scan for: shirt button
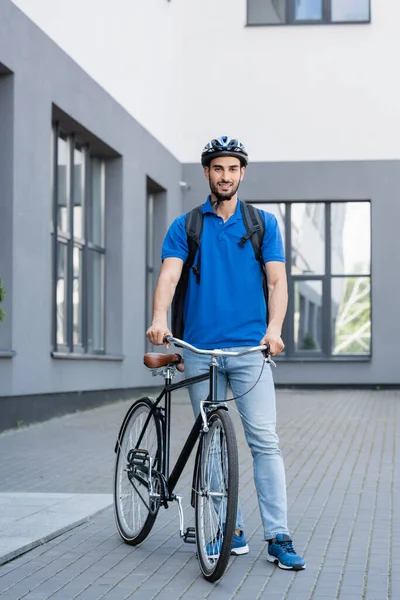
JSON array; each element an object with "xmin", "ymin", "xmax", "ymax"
[{"xmin": 219, "ymin": 221, "xmax": 223, "ymax": 225}]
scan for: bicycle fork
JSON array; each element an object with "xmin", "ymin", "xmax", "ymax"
[
  {"xmin": 172, "ymin": 416, "xmax": 208, "ymax": 546},
  {"xmin": 173, "ymin": 405, "xmax": 219, "ymax": 546}
]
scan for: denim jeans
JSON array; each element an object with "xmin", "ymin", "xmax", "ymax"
[{"xmin": 183, "ymin": 347, "xmax": 289, "ymax": 540}]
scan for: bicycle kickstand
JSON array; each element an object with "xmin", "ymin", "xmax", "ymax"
[{"xmin": 175, "ymin": 495, "xmax": 196, "ymax": 544}]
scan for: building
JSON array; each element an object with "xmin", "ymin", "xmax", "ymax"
[{"xmin": 0, "ymin": 0, "xmax": 399, "ymax": 427}]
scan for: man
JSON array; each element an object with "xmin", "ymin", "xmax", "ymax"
[{"xmin": 146, "ymin": 136, "xmax": 305, "ymax": 570}]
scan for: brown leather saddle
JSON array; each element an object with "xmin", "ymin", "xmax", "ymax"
[{"xmin": 143, "ymin": 352, "xmax": 183, "ymax": 369}]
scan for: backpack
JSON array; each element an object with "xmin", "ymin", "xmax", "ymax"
[{"xmin": 171, "ymin": 202, "xmax": 268, "ymax": 339}]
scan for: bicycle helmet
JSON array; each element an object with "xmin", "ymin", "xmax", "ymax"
[{"xmin": 201, "ymin": 136, "xmax": 249, "ymax": 167}]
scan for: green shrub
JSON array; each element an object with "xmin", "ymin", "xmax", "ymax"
[{"xmin": 301, "ymin": 332, "xmax": 317, "ymax": 350}]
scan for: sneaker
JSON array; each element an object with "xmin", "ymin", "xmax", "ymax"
[
  {"xmin": 231, "ymin": 530, "xmax": 249, "ymax": 555},
  {"xmin": 206, "ymin": 530, "xmax": 249, "ymax": 559},
  {"xmin": 267, "ymin": 534, "xmax": 306, "ymax": 570}
]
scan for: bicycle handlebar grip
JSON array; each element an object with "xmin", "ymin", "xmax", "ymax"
[
  {"xmin": 165, "ymin": 335, "xmax": 186, "ymax": 349},
  {"xmin": 262, "ymin": 343, "xmax": 271, "ymax": 356}
]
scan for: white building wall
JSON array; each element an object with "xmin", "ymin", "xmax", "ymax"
[
  {"xmin": 181, "ymin": 0, "xmax": 400, "ymax": 162},
  {"xmin": 11, "ymin": 0, "xmax": 184, "ymax": 159},
  {"xmin": 12, "ymin": 0, "xmax": 400, "ymax": 163}
]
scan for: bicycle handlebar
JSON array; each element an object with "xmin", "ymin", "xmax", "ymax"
[{"xmin": 165, "ymin": 336, "xmax": 270, "ymax": 358}]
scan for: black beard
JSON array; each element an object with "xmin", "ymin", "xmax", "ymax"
[{"xmin": 209, "ymin": 180, "xmax": 241, "ymax": 205}]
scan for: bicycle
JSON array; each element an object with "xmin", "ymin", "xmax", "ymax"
[{"xmin": 113, "ymin": 336, "xmax": 271, "ymax": 582}]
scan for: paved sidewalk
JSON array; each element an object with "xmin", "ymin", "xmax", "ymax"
[
  {"xmin": 0, "ymin": 387, "xmax": 399, "ymax": 599},
  {"xmin": 0, "ymin": 493, "xmax": 112, "ymax": 565}
]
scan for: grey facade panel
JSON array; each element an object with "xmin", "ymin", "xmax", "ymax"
[
  {"xmin": 0, "ymin": 1, "xmax": 183, "ymax": 397},
  {"xmin": 104, "ymin": 157, "xmax": 123, "ymax": 356},
  {"xmin": 182, "ymin": 160, "xmax": 400, "ymax": 385},
  {"xmin": 0, "ymin": 0, "xmax": 397, "ymax": 401},
  {"xmin": 0, "ymin": 72, "xmax": 14, "ymax": 360}
]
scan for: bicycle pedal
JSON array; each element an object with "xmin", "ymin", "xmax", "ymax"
[
  {"xmin": 127, "ymin": 448, "xmax": 148, "ymax": 465},
  {"xmin": 183, "ymin": 527, "xmax": 196, "ymax": 544}
]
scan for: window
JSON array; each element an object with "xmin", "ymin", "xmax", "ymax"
[
  {"xmin": 251, "ymin": 201, "xmax": 371, "ymax": 358},
  {"xmin": 52, "ymin": 126, "xmax": 106, "ymax": 354},
  {"xmin": 247, "ymin": 0, "xmax": 370, "ymax": 25}
]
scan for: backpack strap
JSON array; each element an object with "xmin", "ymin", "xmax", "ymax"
[
  {"xmin": 185, "ymin": 206, "xmax": 203, "ymax": 283},
  {"xmin": 239, "ymin": 202, "xmax": 265, "ymax": 263},
  {"xmin": 171, "ymin": 206, "xmax": 203, "ymax": 338},
  {"xmin": 239, "ymin": 202, "xmax": 269, "ymax": 319},
  {"xmin": 186, "ymin": 206, "xmax": 203, "ymax": 246}
]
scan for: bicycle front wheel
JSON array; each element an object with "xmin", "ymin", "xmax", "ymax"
[
  {"xmin": 195, "ymin": 408, "xmax": 239, "ymax": 582},
  {"xmin": 114, "ymin": 397, "xmax": 163, "ymax": 545}
]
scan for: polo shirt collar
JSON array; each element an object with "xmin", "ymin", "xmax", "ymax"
[{"xmin": 202, "ymin": 196, "xmax": 243, "ymax": 221}]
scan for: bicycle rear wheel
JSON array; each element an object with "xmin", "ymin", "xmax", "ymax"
[
  {"xmin": 114, "ymin": 397, "xmax": 163, "ymax": 545},
  {"xmin": 195, "ymin": 408, "xmax": 239, "ymax": 582}
]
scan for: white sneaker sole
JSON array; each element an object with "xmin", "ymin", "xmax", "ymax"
[
  {"xmin": 267, "ymin": 553, "xmax": 306, "ymax": 570},
  {"xmin": 231, "ymin": 544, "xmax": 249, "ymax": 556},
  {"xmin": 207, "ymin": 543, "xmax": 250, "ymax": 560}
]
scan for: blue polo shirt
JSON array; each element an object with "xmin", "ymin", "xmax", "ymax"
[{"xmin": 162, "ymin": 197, "xmax": 285, "ymax": 349}]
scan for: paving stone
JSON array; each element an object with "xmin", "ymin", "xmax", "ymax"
[{"xmin": 0, "ymin": 389, "xmax": 398, "ymax": 599}]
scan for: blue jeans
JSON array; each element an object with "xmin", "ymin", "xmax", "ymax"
[{"xmin": 184, "ymin": 347, "xmax": 289, "ymax": 540}]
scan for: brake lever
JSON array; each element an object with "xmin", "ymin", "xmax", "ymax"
[
  {"xmin": 264, "ymin": 354, "xmax": 276, "ymax": 368},
  {"xmin": 262, "ymin": 344, "xmax": 276, "ymax": 367}
]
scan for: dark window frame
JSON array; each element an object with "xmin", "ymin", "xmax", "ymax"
[
  {"xmin": 52, "ymin": 122, "xmax": 106, "ymax": 355},
  {"xmin": 250, "ymin": 200, "xmax": 372, "ymax": 360},
  {"xmin": 246, "ymin": 0, "xmax": 371, "ymax": 26}
]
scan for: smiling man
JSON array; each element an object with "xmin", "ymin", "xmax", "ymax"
[{"xmin": 146, "ymin": 136, "xmax": 305, "ymax": 571}]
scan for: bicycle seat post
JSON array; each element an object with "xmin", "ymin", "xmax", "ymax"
[{"xmin": 163, "ymin": 366, "xmax": 174, "ymax": 384}]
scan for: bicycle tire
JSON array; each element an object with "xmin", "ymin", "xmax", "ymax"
[
  {"xmin": 114, "ymin": 397, "xmax": 163, "ymax": 545},
  {"xmin": 195, "ymin": 408, "xmax": 239, "ymax": 582}
]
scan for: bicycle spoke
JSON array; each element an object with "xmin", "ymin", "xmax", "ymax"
[
  {"xmin": 195, "ymin": 409, "xmax": 239, "ymax": 581},
  {"xmin": 114, "ymin": 398, "xmax": 162, "ymax": 544}
]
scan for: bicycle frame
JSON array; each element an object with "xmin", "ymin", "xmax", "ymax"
[
  {"xmin": 114, "ymin": 337, "xmax": 271, "ymax": 581},
  {"xmin": 116, "ymin": 339, "xmax": 269, "ymax": 507},
  {"xmin": 129, "ymin": 356, "xmax": 221, "ymax": 502}
]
